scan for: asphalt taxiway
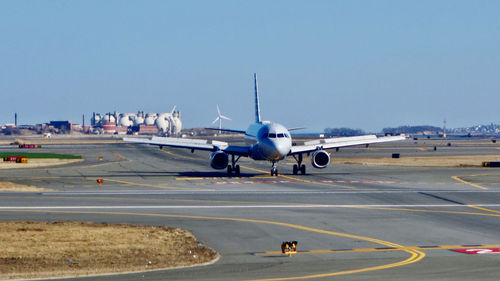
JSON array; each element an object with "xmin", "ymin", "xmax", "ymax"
[{"xmin": 1, "ymin": 139, "xmax": 500, "ymax": 280}]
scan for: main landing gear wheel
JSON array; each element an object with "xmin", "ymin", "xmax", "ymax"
[
  {"xmin": 293, "ymin": 164, "xmax": 306, "ymax": 175},
  {"xmin": 292, "ymin": 154, "xmax": 306, "ymax": 175},
  {"xmin": 227, "ymin": 155, "xmax": 242, "ymax": 177},
  {"xmin": 227, "ymin": 164, "xmax": 241, "ymax": 177}
]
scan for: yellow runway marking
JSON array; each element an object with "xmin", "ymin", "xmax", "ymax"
[
  {"xmin": 256, "ymin": 244, "xmax": 500, "ymax": 256},
  {"xmin": 358, "ymin": 206, "xmax": 500, "ymax": 218},
  {"xmin": 467, "ymin": 205, "xmax": 500, "ymax": 214},
  {"xmin": 241, "ymin": 166, "xmax": 356, "ymax": 190},
  {"xmin": 160, "ymin": 150, "xmax": 199, "ymax": 160},
  {"xmin": 451, "ymin": 176, "xmax": 488, "ymax": 190},
  {"xmin": 112, "ymin": 152, "xmax": 131, "ymax": 161},
  {"xmin": 86, "ymin": 178, "xmax": 211, "ymax": 191},
  {"xmin": 0, "ymin": 209, "xmax": 425, "ymax": 281}
]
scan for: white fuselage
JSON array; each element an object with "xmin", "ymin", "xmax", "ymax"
[{"xmin": 244, "ymin": 121, "xmax": 292, "ymax": 161}]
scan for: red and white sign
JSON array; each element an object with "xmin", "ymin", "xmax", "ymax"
[{"xmin": 452, "ymin": 248, "xmax": 500, "ymax": 255}]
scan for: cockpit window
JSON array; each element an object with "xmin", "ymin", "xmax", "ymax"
[
  {"xmin": 268, "ymin": 133, "xmax": 276, "ymax": 138},
  {"xmin": 284, "ymin": 133, "xmax": 289, "ymax": 138},
  {"xmin": 277, "ymin": 133, "xmax": 285, "ymax": 138}
]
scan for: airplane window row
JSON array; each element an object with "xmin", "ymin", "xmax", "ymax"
[{"xmin": 262, "ymin": 133, "xmax": 290, "ymax": 138}]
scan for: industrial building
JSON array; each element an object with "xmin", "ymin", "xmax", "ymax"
[{"xmin": 91, "ymin": 110, "xmax": 182, "ymax": 136}]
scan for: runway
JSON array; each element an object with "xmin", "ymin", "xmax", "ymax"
[{"xmin": 1, "ymin": 139, "xmax": 500, "ymax": 280}]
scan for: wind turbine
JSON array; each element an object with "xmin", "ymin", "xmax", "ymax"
[{"xmin": 212, "ymin": 104, "xmax": 231, "ymax": 134}]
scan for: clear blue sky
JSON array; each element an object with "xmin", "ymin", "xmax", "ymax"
[{"xmin": 1, "ymin": 0, "xmax": 499, "ymax": 132}]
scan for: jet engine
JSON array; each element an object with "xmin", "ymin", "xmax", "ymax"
[
  {"xmin": 210, "ymin": 151, "xmax": 229, "ymax": 170},
  {"xmin": 311, "ymin": 150, "xmax": 330, "ymax": 169}
]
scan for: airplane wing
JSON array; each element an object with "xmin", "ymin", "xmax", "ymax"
[
  {"xmin": 204, "ymin": 128, "xmax": 246, "ymax": 134},
  {"xmin": 289, "ymin": 134, "xmax": 406, "ymax": 155},
  {"xmin": 123, "ymin": 137, "xmax": 250, "ymax": 157}
]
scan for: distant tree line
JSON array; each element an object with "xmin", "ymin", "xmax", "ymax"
[
  {"xmin": 382, "ymin": 125, "xmax": 441, "ymax": 135},
  {"xmin": 324, "ymin": 127, "xmax": 365, "ymax": 137}
]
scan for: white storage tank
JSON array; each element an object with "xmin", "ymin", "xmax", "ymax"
[{"xmin": 118, "ymin": 114, "xmax": 133, "ymax": 127}]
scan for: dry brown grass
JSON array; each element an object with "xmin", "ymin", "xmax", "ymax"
[
  {"xmin": 0, "ymin": 222, "xmax": 218, "ymax": 280},
  {"xmin": 0, "ymin": 159, "xmax": 83, "ymax": 170},
  {"xmin": 0, "ymin": 181, "xmax": 53, "ymax": 192},
  {"xmin": 335, "ymin": 155, "xmax": 500, "ymax": 167}
]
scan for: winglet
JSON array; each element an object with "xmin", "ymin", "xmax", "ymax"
[{"xmin": 254, "ymin": 73, "xmax": 262, "ymax": 123}]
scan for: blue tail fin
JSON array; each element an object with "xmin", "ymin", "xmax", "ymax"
[{"xmin": 254, "ymin": 73, "xmax": 262, "ymax": 123}]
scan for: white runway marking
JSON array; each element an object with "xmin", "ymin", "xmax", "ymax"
[
  {"xmin": 2, "ymin": 204, "xmax": 500, "ymax": 209},
  {"xmin": 41, "ymin": 190, "xmax": 500, "ymax": 196}
]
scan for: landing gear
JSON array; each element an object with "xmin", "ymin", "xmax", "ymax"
[
  {"xmin": 271, "ymin": 161, "xmax": 279, "ymax": 176},
  {"xmin": 292, "ymin": 154, "xmax": 306, "ymax": 175},
  {"xmin": 292, "ymin": 164, "xmax": 306, "ymax": 175},
  {"xmin": 227, "ymin": 154, "xmax": 241, "ymax": 177}
]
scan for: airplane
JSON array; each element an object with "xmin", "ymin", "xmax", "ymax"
[{"xmin": 124, "ymin": 74, "xmax": 406, "ymax": 177}]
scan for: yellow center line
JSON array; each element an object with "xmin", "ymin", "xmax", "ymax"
[
  {"xmin": 0, "ymin": 209, "xmax": 425, "ymax": 281},
  {"xmin": 86, "ymin": 178, "xmax": 212, "ymax": 191},
  {"xmin": 256, "ymin": 244, "xmax": 500, "ymax": 256},
  {"xmin": 451, "ymin": 175, "xmax": 488, "ymax": 190},
  {"xmin": 358, "ymin": 206, "xmax": 500, "ymax": 218},
  {"xmin": 160, "ymin": 150, "xmax": 199, "ymax": 160},
  {"xmin": 240, "ymin": 166, "xmax": 356, "ymax": 190},
  {"xmin": 467, "ymin": 205, "xmax": 500, "ymax": 214}
]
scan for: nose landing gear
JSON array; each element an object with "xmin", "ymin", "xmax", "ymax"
[{"xmin": 271, "ymin": 161, "xmax": 279, "ymax": 176}]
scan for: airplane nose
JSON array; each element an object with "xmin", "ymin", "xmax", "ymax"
[
  {"xmin": 270, "ymin": 140, "xmax": 290, "ymax": 159},
  {"xmin": 276, "ymin": 143, "xmax": 289, "ymax": 156}
]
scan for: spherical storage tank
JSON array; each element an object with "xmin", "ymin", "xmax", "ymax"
[
  {"xmin": 134, "ymin": 116, "xmax": 145, "ymax": 126},
  {"xmin": 170, "ymin": 117, "xmax": 182, "ymax": 135},
  {"xmin": 155, "ymin": 114, "xmax": 170, "ymax": 132},
  {"xmin": 118, "ymin": 114, "xmax": 133, "ymax": 127},
  {"xmin": 144, "ymin": 115, "xmax": 156, "ymax": 126},
  {"xmin": 92, "ymin": 114, "xmax": 102, "ymax": 125},
  {"xmin": 103, "ymin": 114, "xmax": 116, "ymax": 123}
]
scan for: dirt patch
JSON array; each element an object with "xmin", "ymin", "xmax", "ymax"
[
  {"xmin": 0, "ymin": 221, "xmax": 218, "ymax": 280},
  {"xmin": 0, "ymin": 159, "xmax": 83, "ymax": 169},
  {"xmin": 0, "ymin": 181, "xmax": 53, "ymax": 192},
  {"xmin": 335, "ymin": 155, "xmax": 500, "ymax": 167}
]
